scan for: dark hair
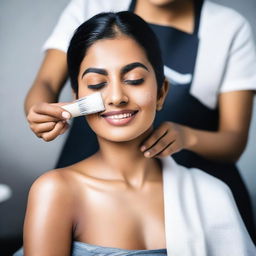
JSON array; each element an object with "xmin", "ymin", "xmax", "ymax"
[{"xmin": 67, "ymin": 11, "xmax": 164, "ymax": 95}]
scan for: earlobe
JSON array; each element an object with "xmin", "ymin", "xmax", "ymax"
[
  {"xmin": 156, "ymin": 103, "xmax": 163, "ymax": 111},
  {"xmin": 156, "ymin": 78, "xmax": 169, "ymax": 111}
]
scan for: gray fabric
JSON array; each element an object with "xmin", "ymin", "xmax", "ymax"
[{"xmin": 13, "ymin": 241, "xmax": 167, "ymax": 256}]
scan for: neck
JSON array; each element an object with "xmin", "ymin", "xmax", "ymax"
[
  {"xmin": 95, "ymin": 128, "xmax": 161, "ymax": 189},
  {"xmin": 135, "ymin": 0, "xmax": 194, "ymax": 33}
]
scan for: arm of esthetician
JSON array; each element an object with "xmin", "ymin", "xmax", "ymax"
[
  {"xmin": 25, "ymin": 0, "xmax": 86, "ymax": 141},
  {"xmin": 25, "ymin": 49, "xmax": 72, "ymax": 141},
  {"xmin": 141, "ymin": 19, "xmax": 256, "ymax": 163},
  {"xmin": 141, "ymin": 90, "xmax": 254, "ymax": 162}
]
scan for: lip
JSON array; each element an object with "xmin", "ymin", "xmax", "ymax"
[{"xmin": 101, "ymin": 110, "xmax": 138, "ymax": 126}]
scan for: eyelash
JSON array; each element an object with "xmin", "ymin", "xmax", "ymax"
[
  {"xmin": 124, "ymin": 78, "xmax": 144, "ymax": 85},
  {"xmin": 87, "ymin": 82, "xmax": 106, "ymax": 90},
  {"xmin": 87, "ymin": 79, "xmax": 144, "ymax": 90}
]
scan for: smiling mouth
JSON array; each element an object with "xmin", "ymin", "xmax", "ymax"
[
  {"xmin": 101, "ymin": 110, "xmax": 138, "ymax": 125},
  {"xmin": 101, "ymin": 110, "xmax": 138, "ymax": 118}
]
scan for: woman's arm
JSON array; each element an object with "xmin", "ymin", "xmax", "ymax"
[
  {"xmin": 25, "ymin": 0, "xmax": 88, "ymax": 141},
  {"xmin": 141, "ymin": 90, "xmax": 254, "ymax": 163},
  {"xmin": 25, "ymin": 49, "xmax": 72, "ymax": 141},
  {"xmin": 23, "ymin": 171, "xmax": 74, "ymax": 256}
]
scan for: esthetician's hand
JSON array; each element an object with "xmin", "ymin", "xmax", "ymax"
[
  {"xmin": 140, "ymin": 122, "xmax": 194, "ymax": 158},
  {"xmin": 27, "ymin": 102, "xmax": 71, "ymax": 142}
]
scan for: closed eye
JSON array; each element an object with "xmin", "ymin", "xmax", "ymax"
[
  {"xmin": 124, "ymin": 78, "xmax": 144, "ymax": 85},
  {"xmin": 87, "ymin": 82, "xmax": 106, "ymax": 90}
]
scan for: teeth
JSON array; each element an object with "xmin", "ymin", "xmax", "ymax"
[{"xmin": 108, "ymin": 113, "xmax": 133, "ymax": 119}]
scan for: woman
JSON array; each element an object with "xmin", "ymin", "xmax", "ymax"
[
  {"xmin": 25, "ymin": 0, "xmax": 256, "ymax": 242},
  {"xmin": 16, "ymin": 11, "xmax": 255, "ymax": 256}
]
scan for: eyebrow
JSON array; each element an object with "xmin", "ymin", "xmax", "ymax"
[
  {"xmin": 121, "ymin": 62, "xmax": 149, "ymax": 75},
  {"xmin": 81, "ymin": 62, "xmax": 149, "ymax": 78},
  {"xmin": 81, "ymin": 68, "xmax": 108, "ymax": 78}
]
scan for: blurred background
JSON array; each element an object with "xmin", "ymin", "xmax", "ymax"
[{"xmin": 0, "ymin": 0, "xmax": 255, "ymax": 255}]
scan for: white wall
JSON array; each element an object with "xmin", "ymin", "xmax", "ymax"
[{"xmin": 0, "ymin": 0, "xmax": 255, "ymax": 238}]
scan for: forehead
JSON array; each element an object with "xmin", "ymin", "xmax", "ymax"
[{"xmin": 80, "ymin": 36, "xmax": 150, "ymax": 70}]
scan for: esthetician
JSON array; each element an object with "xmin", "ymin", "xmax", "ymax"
[{"xmin": 25, "ymin": 0, "xmax": 256, "ymax": 241}]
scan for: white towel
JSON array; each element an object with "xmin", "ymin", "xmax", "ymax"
[{"xmin": 162, "ymin": 157, "xmax": 256, "ymax": 256}]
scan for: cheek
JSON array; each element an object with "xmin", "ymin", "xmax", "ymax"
[{"xmin": 131, "ymin": 89, "xmax": 157, "ymax": 108}]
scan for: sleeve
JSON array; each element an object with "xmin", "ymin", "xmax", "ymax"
[
  {"xmin": 220, "ymin": 19, "xmax": 256, "ymax": 93},
  {"xmin": 42, "ymin": 0, "xmax": 87, "ymax": 53}
]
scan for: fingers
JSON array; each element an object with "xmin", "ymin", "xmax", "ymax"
[
  {"xmin": 155, "ymin": 141, "xmax": 181, "ymax": 158},
  {"xmin": 141, "ymin": 122, "xmax": 182, "ymax": 158},
  {"xmin": 39, "ymin": 121, "xmax": 69, "ymax": 142},
  {"xmin": 28, "ymin": 103, "xmax": 70, "ymax": 122},
  {"xmin": 59, "ymin": 122, "xmax": 69, "ymax": 135},
  {"xmin": 30, "ymin": 121, "xmax": 57, "ymax": 134},
  {"xmin": 27, "ymin": 102, "xmax": 71, "ymax": 141},
  {"xmin": 28, "ymin": 114, "xmax": 60, "ymax": 124},
  {"xmin": 143, "ymin": 132, "xmax": 177, "ymax": 158},
  {"xmin": 141, "ymin": 125, "xmax": 169, "ymax": 152}
]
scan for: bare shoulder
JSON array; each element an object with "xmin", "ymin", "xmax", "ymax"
[
  {"xmin": 24, "ymin": 166, "xmax": 82, "ymax": 233},
  {"xmin": 24, "ymin": 168, "xmax": 81, "ymax": 254},
  {"xmin": 28, "ymin": 155, "xmax": 107, "ymax": 209},
  {"xmin": 31, "ymin": 168, "xmax": 68, "ymax": 191},
  {"xmin": 29, "ymin": 157, "xmax": 97, "ymax": 198},
  {"xmin": 28, "ymin": 167, "xmax": 80, "ymax": 204}
]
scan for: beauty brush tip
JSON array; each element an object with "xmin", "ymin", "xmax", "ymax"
[{"xmin": 61, "ymin": 92, "xmax": 105, "ymax": 118}]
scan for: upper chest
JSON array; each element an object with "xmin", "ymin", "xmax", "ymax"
[{"xmin": 72, "ymin": 178, "xmax": 166, "ymax": 249}]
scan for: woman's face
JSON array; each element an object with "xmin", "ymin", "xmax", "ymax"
[{"xmin": 77, "ymin": 36, "xmax": 166, "ymax": 142}]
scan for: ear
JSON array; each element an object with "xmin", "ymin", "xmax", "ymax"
[{"xmin": 156, "ymin": 78, "xmax": 169, "ymax": 111}]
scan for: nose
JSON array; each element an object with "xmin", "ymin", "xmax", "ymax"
[{"xmin": 105, "ymin": 82, "xmax": 128, "ymax": 106}]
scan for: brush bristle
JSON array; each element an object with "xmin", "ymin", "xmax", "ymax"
[
  {"xmin": 61, "ymin": 92, "xmax": 105, "ymax": 118},
  {"xmin": 77, "ymin": 92, "xmax": 105, "ymax": 115}
]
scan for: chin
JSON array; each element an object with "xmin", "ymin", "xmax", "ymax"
[{"xmin": 96, "ymin": 125, "xmax": 153, "ymax": 143}]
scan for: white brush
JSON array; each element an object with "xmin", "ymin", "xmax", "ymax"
[{"xmin": 61, "ymin": 92, "xmax": 105, "ymax": 118}]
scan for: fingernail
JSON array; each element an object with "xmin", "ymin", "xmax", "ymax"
[
  {"xmin": 62, "ymin": 111, "xmax": 70, "ymax": 120},
  {"xmin": 141, "ymin": 145, "xmax": 146, "ymax": 151},
  {"xmin": 144, "ymin": 151, "xmax": 151, "ymax": 158}
]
